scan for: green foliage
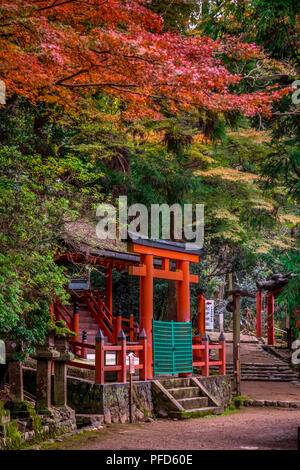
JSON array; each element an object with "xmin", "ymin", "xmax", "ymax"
[
  {"xmin": 149, "ymin": 0, "xmax": 200, "ymax": 32},
  {"xmin": 232, "ymin": 396, "xmax": 248, "ymax": 409}
]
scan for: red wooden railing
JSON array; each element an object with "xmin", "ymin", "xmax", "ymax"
[
  {"xmin": 53, "ymin": 300, "xmax": 74, "ymax": 331},
  {"xmin": 67, "ymin": 328, "xmax": 148, "ymax": 384},
  {"xmin": 84, "ymin": 290, "xmax": 114, "ymax": 342},
  {"xmin": 113, "ymin": 314, "xmax": 139, "ymax": 343},
  {"xmin": 192, "ymin": 332, "xmax": 226, "ymax": 376}
]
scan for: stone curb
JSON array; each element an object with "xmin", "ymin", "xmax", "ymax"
[{"xmin": 244, "ymin": 399, "xmax": 300, "ymax": 408}]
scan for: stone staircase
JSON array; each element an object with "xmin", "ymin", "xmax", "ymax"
[
  {"xmin": 223, "ymin": 363, "xmax": 299, "ymax": 382},
  {"xmin": 153, "ymin": 377, "xmax": 223, "ymax": 418},
  {"xmin": 210, "ymin": 361, "xmax": 299, "ymax": 382}
]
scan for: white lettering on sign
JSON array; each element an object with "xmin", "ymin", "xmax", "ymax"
[{"xmin": 205, "ymin": 300, "xmax": 214, "ymax": 330}]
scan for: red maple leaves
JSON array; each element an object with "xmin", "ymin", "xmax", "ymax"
[{"xmin": 0, "ymin": 0, "xmax": 290, "ymax": 117}]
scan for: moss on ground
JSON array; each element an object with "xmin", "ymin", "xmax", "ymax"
[
  {"xmin": 24, "ymin": 423, "xmax": 142, "ymax": 451},
  {"xmin": 3, "ymin": 421, "xmax": 22, "ymax": 449}
]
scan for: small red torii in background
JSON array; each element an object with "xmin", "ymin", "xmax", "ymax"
[{"xmin": 256, "ymin": 273, "xmax": 298, "ymax": 346}]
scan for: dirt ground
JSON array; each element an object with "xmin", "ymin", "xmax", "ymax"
[
  {"xmin": 40, "ymin": 408, "xmax": 300, "ymax": 451},
  {"xmin": 39, "ymin": 336, "xmax": 300, "ymax": 451},
  {"xmin": 241, "ymin": 381, "xmax": 300, "ymax": 401}
]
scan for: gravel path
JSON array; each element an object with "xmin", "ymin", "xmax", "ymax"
[{"xmin": 80, "ymin": 408, "xmax": 300, "ymax": 450}]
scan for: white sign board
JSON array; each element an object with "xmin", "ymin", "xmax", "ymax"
[{"xmin": 205, "ymin": 300, "xmax": 214, "ymax": 330}]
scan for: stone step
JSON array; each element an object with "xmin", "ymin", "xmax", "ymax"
[
  {"xmin": 168, "ymin": 387, "xmax": 200, "ymax": 399},
  {"xmin": 168, "ymin": 406, "xmax": 222, "ymax": 419},
  {"xmin": 79, "ymin": 323, "xmax": 99, "ymax": 329},
  {"xmin": 225, "ymin": 366, "xmax": 291, "ymax": 370},
  {"xmin": 242, "ymin": 377, "xmax": 296, "ymax": 382},
  {"xmin": 177, "ymin": 396, "xmax": 208, "ymax": 410},
  {"xmin": 160, "ymin": 378, "xmax": 191, "ymax": 389}
]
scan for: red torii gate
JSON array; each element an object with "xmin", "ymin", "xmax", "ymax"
[
  {"xmin": 256, "ymin": 273, "xmax": 298, "ymax": 345},
  {"xmin": 256, "ymin": 290, "xmax": 275, "ymax": 345},
  {"xmin": 127, "ymin": 238, "xmax": 200, "ymax": 379}
]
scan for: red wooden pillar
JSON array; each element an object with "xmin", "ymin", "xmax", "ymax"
[
  {"xmin": 197, "ymin": 293, "xmax": 206, "ymax": 336},
  {"xmin": 140, "ymin": 254, "xmax": 154, "ymax": 379},
  {"xmin": 177, "ymin": 260, "xmax": 191, "ymax": 377},
  {"xmin": 129, "ymin": 314, "xmax": 134, "ymax": 342},
  {"xmin": 95, "ymin": 329, "xmax": 105, "ymax": 385},
  {"xmin": 139, "ymin": 328, "xmax": 148, "ymax": 381},
  {"xmin": 105, "ymin": 263, "xmax": 113, "ymax": 314},
  {"xmin": 114, "ymin": 311, "xmax": 122, "ymax": 344},
  {"xmin": 267, "ymin": 292, "xmax": 275, "ymax": 346},
  {"xmin": 201, "ymin": 332, "xmax": 210, "ymax": 377},
  {"xmin": 177, "ymin": 260, "xmax": 190, "ymax": 323},
  {"xmin": 117, "ymin": 329, "xmax": 127, "ymax": 383},
  {"xmin": 192, "ymin": 334, "xmax": 202, "ymax": 365},
  {"xmin": 256, "ymin": 290, "xmax": 262, "ymax": 337}
]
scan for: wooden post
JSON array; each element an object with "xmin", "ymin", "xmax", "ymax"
[
  {"xmin": 139, "ymin": 328, "xmax": 148, "ymax": 381},
  {"xmin": 128, "ymin": 353, "xmax": 135, "ymax": 424},
  {"xmin": 201, "ymin": 332, "xmax": 210, "ymax": 377},
  {"xmin": 267, "ymin": 292, "xmax": 275, "ymax": 346},
  {"xmin": 81, "ymin": 330, "xmax": 87, "ymax": 359},
  {"xmin": 219, "ymin": 313, "xmax": 224, "ymax": 333},
  {"xmin": 197, "ymin": 293, "xmax": 206, "ymax": 336},
  {"xmin": 105, "ymin": 263, "xmax": 113, "ymax": 314},
  {"xmin": 140, "ymin": 254, "xmax": 153, "ymax": 379},
  {"xmin": 129, "ymin": 371, "xmax": 133, "ymax": 423},
  {"xmin": 256, "ymin": 290, "xmax": 262, "ymax": 337},
  {"xmin": 117, "ymin": 329, "xmax": 127, "ymax": 383},
  {"xmin": 95, "ymin": 329, "xmax": 105, "ymax": 385},
  {"xmin": 236, "ymin": 343, "xmax": 241, "ymax": 396},
  {"xmin": 218, "ymin": 332, "xmax": 226, "ymax": 375},
  {"xmin": 129, "ymin": 314, "xmax": 134, "ymax": 342},
  {"xmin": 233, "ymin": 294, "xmax": 241, "ymax": 396}
]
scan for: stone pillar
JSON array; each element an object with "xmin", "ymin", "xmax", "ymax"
[
  {"xmin": 35, "ymin": 335, "xmax": 59, "ymax": 412},
  {"xmin": 53, "ymin": 335, "xmax": 74, "ymax": 406},
  {"xmin": 6, "ymin": 341, "xmax": 23, "ymax": 402},
  {"xmin": 36, "ymin": 359, "xmax": 52, "ymax": 410}
]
